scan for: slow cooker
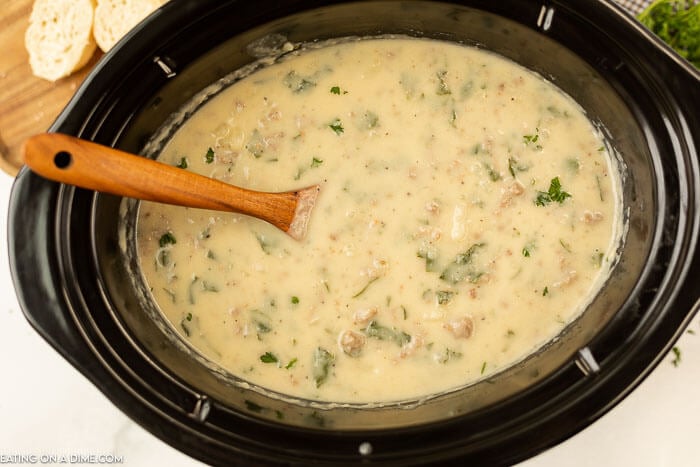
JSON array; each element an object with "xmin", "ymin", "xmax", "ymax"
[{"xmin": 8, "ymin": 0, "xmax": 700, "ymax": 465}]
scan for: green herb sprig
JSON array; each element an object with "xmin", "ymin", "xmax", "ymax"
[
  {"xmin": 638, "ymin": 0, "xmax": 700, "ymax": 69},
  {"xmin": 535, "ymin": 177, "xmax": 572, "ymax": 206}
]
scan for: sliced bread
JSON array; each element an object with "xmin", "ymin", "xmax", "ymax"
[
  {"xmin": 25, "ymin": 0, "xmax": 97, "ymax": 82},
  {"xmin": 93, "ymin": 0, "xmax": 167, "ymax": 52}
]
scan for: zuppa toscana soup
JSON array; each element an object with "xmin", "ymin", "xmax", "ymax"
[{"xmin": 136, "ymin": 37, "xmax": 623, "ymax": 403}]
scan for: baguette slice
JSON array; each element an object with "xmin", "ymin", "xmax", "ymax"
[
  {"xmin": 94, "ymin": 0, "xmax": 167, "ymax": 52},
  {"xmin": 25, "ymin": 0, "xmax": 97, "ymax": 82}
]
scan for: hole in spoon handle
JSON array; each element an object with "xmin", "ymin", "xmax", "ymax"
[{"xmin": 54, "ymin": 151, "xmax": 72, "ymax": 169}]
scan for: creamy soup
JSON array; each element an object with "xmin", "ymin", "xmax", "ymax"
[{"xmin": 136, "ymin": 38, "xmax": 623, "ymax": 403}]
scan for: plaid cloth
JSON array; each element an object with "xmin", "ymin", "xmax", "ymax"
[{"xmin": 615, "ymin": 0, "xmax": 653, "ymax": 15}]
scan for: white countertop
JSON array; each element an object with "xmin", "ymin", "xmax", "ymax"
[{"xmin": 1, "ymin": 166, "xmax": 699, "ymax": 466}]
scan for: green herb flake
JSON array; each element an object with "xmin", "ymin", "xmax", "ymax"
[
  {"xmin": 508, "ymin": 158, "xmax": 517, "ymax": 178},
  {"xmin": 202, "ymin": 281, "xmax": 219, "ymax": 293},
  {"xmin": 417, "ymin": 245, "xmax": 438, "ymax": 272},
  {"xmin": 522, "ymin": 241, "xmax": 536, "ymax": 258},
  {"xmin": 542, "ymin": 286, "xmax": 549, "ymax": 297},
  {"xmin": 185, "ymin": 312, "xmax": 193, "ymax": 322},
  {"xmin": 437, "ymin": 348, "xmax": 463, "ymax": 364},
  {"xmin": 330, "ymin": 85, "xmax": 348, "ymax": 95},
  {"xmin": 246, "ymin": 129, "xmax": 265, "ymax": 158},
  {"xmin": 205, "ymin": 147, "xmax": 215, "ymax": 164},
  {"xmin": 328, "ymin": 118, "xmax": 344, "ymax": 135},
  {"xmin": 156, "ymin": 249, "xmax": 171, "ymax": 268},
  {"xmin": 566, "ymin": 158, "xmax": 580, "ymax": 172},
  {"xmin": 352, "ymin": 276, "xmax": 379, "ymax": 298},
  {"xmin": 311, "ymin": 157, "xmax": 323, "ymax": 168},
  {"xmin": 436, "ymin": 290, "xmax": 454, "ymax": 305},
  {"xmin": 458, "ymin": 243, "xmax": 485, "ymax": 264},
  {"xmin": 363, "ymin": 111, "xmax": 380, "ymax": 129},
  {"xmin": 535, "ymin": 177, "xmax": 572, "ymax": 206},
  {"xmin": 596, "ymin": 175, "xmax": 605, "ymax": 202},
  {"xmin": 485, "ymin": 164, "xmax": 501, "ymax": 182},
  {"xmin": 294, "ymin": 166, "xmax": 306, "ymax": 180},
  {"xmin": 436, "ymin": 70, "xmax": 452, "ymax": 95},
  {"xmin": 260, "ymin": 352, "xmax": 279, "ymax": 364},
  {"xmin": 523, "ymin": 128, "xmax": 543, "ymax": 150},
  {"xmin": 255, "ymin": 320, "xmax": 271, "ymax": 335},
  {"xmin": 592, "ymin": 250, "xmax": 605, "ymax": 268},
  {"xmin": 671, "ymin": 346, "xmax": 682, "ymax": 367},
  {"xmin": 285, "ymin": 358, "xmax": 298, "ymax": 369},
  {"xmin": 251, "ymin": 310, "xmax": 272, "ymax": 336},
  {"xmin": 546, "ymin": 105, "xmax": 564, "ymax": 117},
  {"xmin": 187, "ymin": 276, "xmax": 199, "ymax": 305},
  {"xmin": 175, "ymin": 157, "xmax": 188, "ymax": 169},
  {"xmin": 180, "ymin": 319, "xmax": 191, "ymax": 337},
  {"xmin": 254, "ymin": 231, "xmax": 274, "ymax": 254},
  {"xmin": 162, "ymin": 288, "xmax": 176, "ymax": 303},
  {"xmin": 508, "ymin": 157, "xmax": 529, "ymax": 178},
  {"xmin": 481, "ymin": 361, "xmax": 487, "ymax": 374},
  {"xmin": 291, "ymin": 296, "xmax": 300, "ymax": 305},
  {"xmin": 559, "ymin": 239, "xmax": 573, "ymax": 253},
  {"xmin": 159, "ymin": 232, "xmax": 177, "ymax": 247}
]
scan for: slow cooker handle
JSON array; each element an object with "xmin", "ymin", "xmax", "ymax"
[
  {"xmin": 8, "ymin": 169, "xmax": 104, "ymax": 377},
  {"xmin": 670, "ymin": 65, "xmax": 700, "ymax": 314}
]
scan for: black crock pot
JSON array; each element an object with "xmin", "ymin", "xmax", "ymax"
[{"xmin": 8, "ymin": 0, "xmax": 700, "ymax": 465}]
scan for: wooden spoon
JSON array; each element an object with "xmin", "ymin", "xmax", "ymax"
[{"xmin": 22, "ymin": 133, "xmax": 320, "ymax": 240}]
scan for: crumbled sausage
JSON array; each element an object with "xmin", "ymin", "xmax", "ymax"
[
  {"xmin": 499, "ymin": 181, "xmax": 525, "ymax": 208},
  {"xmin": 353, "ymin": 306, "xmax": 378, "ymax": 325},
  {"xmin": 553, "ymin": 270, "xmax": 578, "ymax": 288},
  {"xmin": 425, "ymin": 200, "xmax": 440, "ymax": 214},
  {"xmin": 399, "ymin": 333, "xmax": 423, "ymax": 358},
  {"xmin": 416, "ymin": 225, "xmax": 442, "ymax": 241},
  {"xmin": 444, "ymin": 316, "xmax": 474, "ymax": 339},
  {"xmin": 338, "ymin": 330, "xmax": 366, "ymax": 357},
  {"xmin": 364, "ymin": 258, "xmax": 389, "ymax": 279},
  {"xmin": 582, "ymin": 210, "xmax": 604, "ymax": 224}
]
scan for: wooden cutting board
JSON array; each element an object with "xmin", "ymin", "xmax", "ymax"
[{"xmin": 0, "ymin": 0, "xmax": 103, "ymax": 176}]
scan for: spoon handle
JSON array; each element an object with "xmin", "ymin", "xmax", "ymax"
[{"xmin": 22, "ymin": 133, "xmax": 317, "ymax": 238}]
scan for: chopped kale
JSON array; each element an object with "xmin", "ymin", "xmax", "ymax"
[
  {"xmin": 312, "ymin": 347, "xmax": 334, "ymax": 387},
  {"xmin": 159, "ymin": 232, "xmax": 177, "ymax": 247}
]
